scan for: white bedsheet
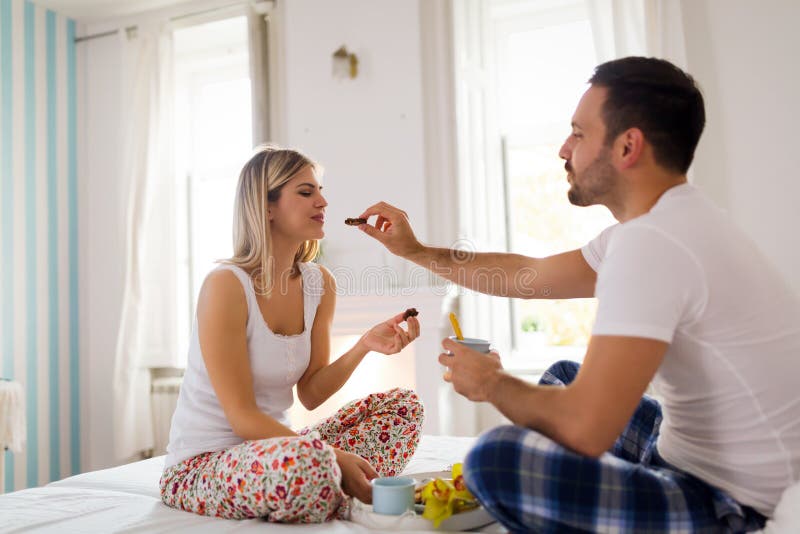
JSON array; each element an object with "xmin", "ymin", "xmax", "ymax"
[{"xmin": 1, "ymin": 435, "xmax": 501, "ymax": 533}]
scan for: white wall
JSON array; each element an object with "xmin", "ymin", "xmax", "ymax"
[
  {"xmin": 279, "ymin": 0, "xmax": 429, "ymax": 283},
  {"xmin": 683, "ymin": 0, "xmax": 800, "ymax": 294}
]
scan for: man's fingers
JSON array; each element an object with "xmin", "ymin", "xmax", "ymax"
[
  {"xmin": 438, "ymin": 353, "xmax": 454, "ymax": 366},
  {"xmin": 358, "ymin": 202, "xmax": 385, "ymax": 219},
  {"xmin": 359, "ymin": 201, "xmax": 403, "ymax": 220},
  {"xmin": 441, "ymin": 337, "xmax": 460, "ymax": 353},
  {"xmin": 443, "ymin": 370, "xmax": 453, "ymax": 382},
  {"xmin": 358, "ymin": 223, "xmax": 386, "ymax": 242}
]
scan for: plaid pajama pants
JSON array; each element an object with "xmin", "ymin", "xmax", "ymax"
[{"xmin": 463, "ymin": 360, "xmax": 767, "ymax": 533}]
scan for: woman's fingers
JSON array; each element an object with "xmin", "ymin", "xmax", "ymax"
[
  {"xmin": 350, "ymin": 473, "xmax": 372, "ymax": 504},
  {"xmin": 391, "ymin": 333, "xmax": 404, "ymax": 353},
  {"xmin": 393, "ymin": 325, "xmax": 411, "ymax": 347},
  {"xmin": 408, "ymin": 317, "xmax": 420, "ymax": 339},
  {"xmin": 359, "ymin": 458, "xmax": 380, "ymax": 480}
]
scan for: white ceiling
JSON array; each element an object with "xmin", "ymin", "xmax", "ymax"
[{"xmin": 32, "ymin": 0, "xmax": 189, "ymax": 22}]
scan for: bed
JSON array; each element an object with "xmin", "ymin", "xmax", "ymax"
[{"xmin": 0, "ymin": 435, "xmax": 504, "ymax": 533}]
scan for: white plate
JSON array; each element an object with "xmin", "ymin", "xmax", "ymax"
[
  {"xmin": 349, "ymin": 470, "xmax": 496, "ymax": 531},
  {"xmin": 409, "ymin": 470, "xmax": 452, "ymax": 487}
]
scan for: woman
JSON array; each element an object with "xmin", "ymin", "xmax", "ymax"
[{"xmin": 160, "ymin": 145, "xmax": 424, "ymax": 522}]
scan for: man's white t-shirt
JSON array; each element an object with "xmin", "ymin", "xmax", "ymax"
[{"xmin": 581, "ymin": 183, "xmax": 800, "ymax": 517}]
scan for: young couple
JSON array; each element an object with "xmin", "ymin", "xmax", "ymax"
[{"xmin": 163, "ymin": 56, "xmax": 799, "ymax": 533}]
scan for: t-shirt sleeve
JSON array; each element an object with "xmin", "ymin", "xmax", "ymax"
[
  {"xmin": 592, "ymin": 224, "xmax": 705, "ymax": 343},
  {"xmin": 581, "ymin": 224, "xmax": 618, "ymax": 272}
]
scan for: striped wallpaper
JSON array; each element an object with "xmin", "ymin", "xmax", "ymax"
[{"xmin": 0, "ymin": 0, "xmax": 79, "ymax": 492}]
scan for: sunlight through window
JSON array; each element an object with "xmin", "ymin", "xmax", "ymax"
[
  {"xmin": 173, "ymin": 17, "xmax": 252, "ymax": 364},
  {"xmin": 491, "ymin": 0, "xmax": 616, "ymax": 368}
]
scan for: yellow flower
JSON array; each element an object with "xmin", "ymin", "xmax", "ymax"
[{"xmin": 421, "ymin": 463, "xmax": 478, "ymax": 528}]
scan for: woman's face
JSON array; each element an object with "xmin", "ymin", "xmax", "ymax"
[{"xmin": 268, "ymin": 165, "xmax": 328, "ymax": 242}]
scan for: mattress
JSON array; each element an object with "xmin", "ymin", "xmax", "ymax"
[{"xmin": 0, "ymin": 435, "xmax": 500, "ymax": 533}]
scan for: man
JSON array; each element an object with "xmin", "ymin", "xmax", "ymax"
[{"xmin": 357, "ymin": 57, "xmax": 800, "ymax": 532}]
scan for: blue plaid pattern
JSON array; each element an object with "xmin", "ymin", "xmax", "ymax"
[{"xmin": 463, "ymin": 361, "xmax": 767, "ymax": 533}]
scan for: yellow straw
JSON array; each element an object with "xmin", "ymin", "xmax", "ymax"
[{"xmin": 449, "ymin": 313, "xmax": 464, "ymax": 340}]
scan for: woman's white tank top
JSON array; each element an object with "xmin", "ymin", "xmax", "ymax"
[{"xmin": 165, "ymin": 262, "xmax": 323, "ymax": 468}]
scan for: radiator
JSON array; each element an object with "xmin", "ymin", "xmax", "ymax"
[{"xmin": 150, "ymin": 373, "xmax": 183, "ymax": 457}]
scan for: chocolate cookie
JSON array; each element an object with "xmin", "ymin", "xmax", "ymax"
[{"xmin": 403, "ymin": 308, "xmax": 419, "ymax": 320}]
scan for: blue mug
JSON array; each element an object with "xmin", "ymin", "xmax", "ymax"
[{"xmin": 371, "ymin": 476, "xmax": 415, "ymax": 515}]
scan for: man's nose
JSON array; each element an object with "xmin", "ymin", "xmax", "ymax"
[{"xmin": 558, "ymin": 139, "xmax": 571, "ymax": 160}]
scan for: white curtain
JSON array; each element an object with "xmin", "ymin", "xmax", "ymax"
[
  {"xmin": 113, "ymin": 23, "xmax": 177, "ymax": 461},
  {"xmin": 447, "ymin": 0, "xmax": 514, "ymax": 436},
  {"xmin": 585, "ymin": 0, "xmax": 687, "ymax": 67},
  {"xmin": 585, "ymin": 0, "xmax": 691, "ymax": 185}
]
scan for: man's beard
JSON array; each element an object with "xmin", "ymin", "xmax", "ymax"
[{"xmin": 567, "ymin": 148, "xmax": 617, "ymax": 207}]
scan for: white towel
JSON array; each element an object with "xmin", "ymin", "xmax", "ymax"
[{"xmin": 0, "ymin": 380, "xmax": 26, "ymax": 452}]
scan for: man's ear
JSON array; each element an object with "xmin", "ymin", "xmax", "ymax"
[{"xmin": 616, "ymin": 128, "xmax": 644, "ymax": 169}]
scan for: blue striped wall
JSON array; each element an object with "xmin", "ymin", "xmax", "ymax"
[{"xmin": 0, "ymin": 0, "xmax": 79, "ymax": 492}]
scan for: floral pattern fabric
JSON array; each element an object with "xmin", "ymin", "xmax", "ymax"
[{"xmin": 160, "ymin": 387, "xmax": 424, "ymax": 523}]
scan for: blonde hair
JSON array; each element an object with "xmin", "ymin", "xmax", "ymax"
[{"xmin": 226, "ymin": 144, "xmax": 321, "ymax": 296}]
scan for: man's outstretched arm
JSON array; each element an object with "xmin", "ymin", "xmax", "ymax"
[
  {"xmin": 358, "ymin": 201, "xmax": 597, "ymax": 299},
  {"xmin": 439, "ymin": 335, "xmax": 667, "ymax": 457}
]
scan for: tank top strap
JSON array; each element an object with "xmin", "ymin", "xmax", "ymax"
[
  {"xmin": 214, "ymin": 263, "xmax": 259, "ymax": 321},
  {"xmin": 298, "ymin": 262, "xmax": 324, "ymax": 327}
]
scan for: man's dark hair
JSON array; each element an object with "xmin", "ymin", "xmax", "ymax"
[{"xmin": 589, "ymin": 57, "xmax": 705, "ymax": 174}]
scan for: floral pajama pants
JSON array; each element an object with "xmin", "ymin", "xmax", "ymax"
[{"xmin": 160, "ymin": 387, "xmax": 424, "ymax": 523}]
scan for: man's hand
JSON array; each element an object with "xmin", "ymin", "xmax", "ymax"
[
  {"xmin": 357, "ymin": 202, "xmax": 424, "ymax": 259},
  {"xmin": 335, "ymin": 449, "xmax": 379, "ymax": 504},
  {"xmin": 438, "ymin": 337, "xmax": 503, "ymax": 402}
]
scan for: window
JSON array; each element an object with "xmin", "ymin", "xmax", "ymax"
[
  {"xmin": 490, "ymin": 0, "xmax": 616, "ymax": 368},
  {"xmin": 173, "ymin": 16, "xmax": 252, "ymax": 364}
]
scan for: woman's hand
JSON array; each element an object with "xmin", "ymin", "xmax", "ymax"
[
  {"xmin": 335, "ymin": 449, "xmax": 379, "ymax": 504},
  {"xmin": 359, "ymin": 312, "xmax": 420, "ymax": 355}
]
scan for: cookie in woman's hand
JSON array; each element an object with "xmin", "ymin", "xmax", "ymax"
[{"xmin": 403, "ymin": 308, "xmax": 419, "ymax": 321}]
